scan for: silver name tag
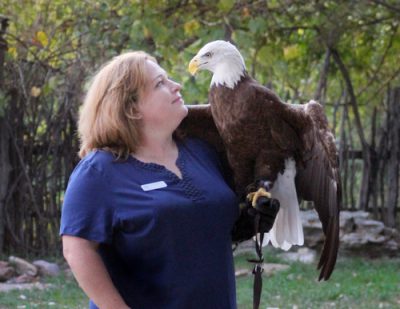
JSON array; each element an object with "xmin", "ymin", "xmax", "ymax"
[{"xmin": 141, "ymin": 181, "xmax": 167, "ymax": 191}]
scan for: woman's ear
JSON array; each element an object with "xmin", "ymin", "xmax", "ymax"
[{"xmin": 126, "ymin": 103, "xmax": 143, "ymax": 120}]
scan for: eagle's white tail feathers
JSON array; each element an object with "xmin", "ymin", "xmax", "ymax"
[{"xmin": 262, "ymin": 158, "xmax": 304, "ymax": 251}]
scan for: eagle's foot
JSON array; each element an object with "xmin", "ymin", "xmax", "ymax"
[
  {"xmin": 243, "ymin": 186, "xmax": 280, "ymax": 234},
  {"xmin": 246, "ymin": 187, "xmax": 271, "ymax": 208}
]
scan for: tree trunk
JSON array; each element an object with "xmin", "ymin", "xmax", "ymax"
[
  {"xmin": 314, "ymin": 48, "xmax": 331, "ymax": 105},
  {"xmin": 386, "ymin": 87, "xmax": 400, "ymax": 227},
  {"xmin": 0, "ymin": 16, "xmax": 10, "ymax": 254},
  {"xmin": 0, "ymin": 119, "xmax": 11, "ymax": 254},
  {"xmin": 331, "ymin": 48, "xmax": 371, "ymax": 210},
  {"xmin": 339, "ymin": 92, "xmax": 348, "ymax": 208}
]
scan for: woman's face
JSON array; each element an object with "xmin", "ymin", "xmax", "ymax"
[{"xmin": 138, "ymin": 60, "xmax": 188, "ymax": 132}]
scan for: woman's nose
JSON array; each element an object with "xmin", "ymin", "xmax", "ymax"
[{"xmin": 171, "ymin": 80, "xmax": 182, "ymax": 92}]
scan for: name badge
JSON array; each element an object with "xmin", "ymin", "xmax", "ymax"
[{"xmin": 141, "ymin": 181, "xmax": 167, "ymax": 192}]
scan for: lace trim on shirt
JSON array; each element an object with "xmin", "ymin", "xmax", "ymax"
[
  {"xmin": 175, "ymin": 146, "xmax": 203, "ymax": 202},
  {"xmin": 129, "ymin": 141, "xmax": 204, "ymax": 202}
]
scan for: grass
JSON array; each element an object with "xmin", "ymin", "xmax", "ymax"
[
  {"xmin": 0, "ymin": 254, "xmax": 88, "ymax": 309},
  {"xmin": 0, "ymin": 252, "xmax": 399, "ymax": 309},
  {"xmin": 235, "ymin": 250, "xmax": 400, "ymax": 309},
  {"xmin": 0, "ymin": 273, "xmax": 87, "ymax": 309}
]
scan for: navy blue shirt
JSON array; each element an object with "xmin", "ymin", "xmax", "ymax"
[{"xmin": 60, "ymin": 138, "xmax": 239, "ymax": 309}]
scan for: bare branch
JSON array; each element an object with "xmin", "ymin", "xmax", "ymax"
[{"xmin": 330, "ymin": 48, "xmax": 369, "ymax": 149}]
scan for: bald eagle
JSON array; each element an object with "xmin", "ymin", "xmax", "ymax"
[{"xmin": 180, "ymin": 40, "xmax": 341, "ymax": 281}]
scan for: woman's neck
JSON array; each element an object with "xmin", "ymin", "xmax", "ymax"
[
  {"xmin": 133, "ymin": 131, "xmax": 182, "ymax": 179},
  {"xmin": 134, "ymin": 134, "xmax": 177, "ymax": 162}
]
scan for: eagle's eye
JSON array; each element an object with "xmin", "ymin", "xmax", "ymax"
[{"xmin": 204, "ymin": 52, "xmax": 212, "ymax": 58}]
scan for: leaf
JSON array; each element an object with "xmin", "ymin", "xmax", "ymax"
[
  {"xmin": 30, "ymin": 86, "xmax": 41, "ymax": 97},
  {"xmin": 258, "ymin": 45, "xmax": 273, "ymax": 65},
  {"xmin": 36, "ymin": 31, "xmax": 49, "ymax": 47},
  {"xmin": 242, "ymin": 7, "xmax": 250, "ymax": 18},
  {"xmin": 8, "ymin": 47, "xmax": 17, "ymax": 58},
  {"xmin": 248, "ymin": 17, "xmax": 267, "ymax": 34},
  {"xmin": 184, "ymin": 20, "xmax": 200, "ymax": 35},
  {"xmin": 283, "ymin": 44, "xmax": 300, "ymax": 61},
  {"xmin": 218, "ymin": 0, "xmax": 235, "ymax": 12},
  {"xmin": 143, "ymin": 26, "xmax": 151, "ymax": 39}
]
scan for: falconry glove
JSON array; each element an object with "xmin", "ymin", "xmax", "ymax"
[{"xmin": 231, "ymin": 196, "xmax": 280, "ymax": 243}]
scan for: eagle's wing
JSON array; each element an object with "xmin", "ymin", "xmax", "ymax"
[
  {"xmin": 294, "ymin": 101, "xmax": 341, "ymax": 281},
  {"xmin": 177, "ymin": 104, "xmax": 224, "ymax": 150},
  {"xmin": 251, "ymin": 85, "xmax": 340, "ymax": 280},
  {"xmin": 177, "ymin": 104, "xmax": 233, "ymax": 185}
]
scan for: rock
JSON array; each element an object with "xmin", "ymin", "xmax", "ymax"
[
  {"xmin": 263, "ymin": 263, "xmax": 290, "ymax": 275},
  {"xmin": 341, "ymin": 233, "xmax": 369, "ymax": 247},
  {"xmin": 300, "ymin": 210, "xmax": 400, "ymax": 257},
  {"xmin": 385, "ymin": 239, "xmax": 399, "ymax": 251},
  {"xmin": 354, "ymin": 218, "xmax": 384, "ymax": 235},
  {"xmin": 303, "ymin": 226, "xmax": 325, "ymax": 247},
  {"xmin": 301, "ymin": 210, "xmax": 323, "ymax": 229},
  {"xmin": 8, "ymin": 256, "xmax": 38, "ymax": 277},
  {"xmin": 0, "ymin": 282, "xmax": 51, "ymax": 292},
  {"xmin": 235, "ymin": 268, "xmax": 251, "ymax": 277},
  {"xmin": 64, "ymin": 267, "xmax": 74, "ymax": 279},
  {"xmin": 340, "ymin": 210, "xmax": 370, "ymax": 223},
  {"xmin": 0, "ymin": 261, "xmax": 15, "ymax": 282},
  {"xmin": 32, "ymin": 260, "xmax": 61, "ymax": 277},
  {"xmin": 301, "ymin": 210, "xmax": 325, "ymax": 247},
  {"xmin": 280, "ymin": 248, "xmax": 317, "ymax": 264},
  {"xmin": 6, "ymin": 274, "xmax": 37, "ymax": 284},
  {"xmin": 0, "ymin": 261, "xmax": 9, "ymax": 267},
  {"xmin": 340, "ymin": 213, "xmax": 393, "ymax": 254}
]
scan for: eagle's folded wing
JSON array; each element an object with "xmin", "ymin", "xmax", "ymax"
[
  {"xmin": 177, "ymin": 104, "xmax": 233, "ymax": 185},
  {"xmin": 295, "ymin": 102, "xmax": 341, "ymax": 281}
]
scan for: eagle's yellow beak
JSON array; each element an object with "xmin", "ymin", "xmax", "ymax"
[{"xmin": 188, "ymin": 57, "xmax": 199, "ymax": 75}]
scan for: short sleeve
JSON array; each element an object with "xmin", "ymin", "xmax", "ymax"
[{"xmin": 60, "ymin": 160, "xmax": 114, "ymax": 244}]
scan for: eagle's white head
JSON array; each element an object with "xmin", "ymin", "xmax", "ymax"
[{"xmin": 188, "ymin": 40, "xmax": 246, "ymax": 89}]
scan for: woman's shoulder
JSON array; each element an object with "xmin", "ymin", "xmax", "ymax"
[
  {"xmin": 73, "ymin": 150, "xmax": 119, "ymax": 178},
  {"xmin": 81, "ymin": 149, "xmax": 115, "ymax": 166},
  {"xmin": 182, "ymin": 137, "xmax": 216, "ymax": 152},
  {"xmin": 181, "ymin": 137, "xmax": 220, "ymax": 163}
]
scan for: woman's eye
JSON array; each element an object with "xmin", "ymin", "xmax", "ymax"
[{"xmin": 156, "ymin": 80, "xmax": 164, "ymax": 87}]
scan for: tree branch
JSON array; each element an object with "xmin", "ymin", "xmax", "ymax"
[
  {"xmin": 330, "ymin": 48, "xmax": 369, "ymax": 149},
  {"xmin": 314, "ymin": 48, "xmax": 331, "ymax": 104}
]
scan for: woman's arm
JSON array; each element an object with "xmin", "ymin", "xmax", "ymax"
[{"xmin": 62, "ymin": 235, "xmax": 130, "ymax": 309}]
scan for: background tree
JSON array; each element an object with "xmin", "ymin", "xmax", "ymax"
[{"xmin": 0, "ymin": 0, "xmax": 399, "ymax": 256}]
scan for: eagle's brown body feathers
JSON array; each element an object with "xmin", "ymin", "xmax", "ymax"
[{"xmin": 210, "ymin": 74, "xmax": 314, "ymax": 195}]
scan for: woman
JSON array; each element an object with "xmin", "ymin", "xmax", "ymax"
[{"xmin": 60, "ymin": 51, "xmax": 277, "ymax": 309}]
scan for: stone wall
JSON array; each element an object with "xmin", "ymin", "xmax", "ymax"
[{"xmin": 301, "ymin": 210, "xmax": 400, "ymax": 257}]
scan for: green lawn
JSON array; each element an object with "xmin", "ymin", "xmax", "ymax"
[
  {"xmin": 0, "ymin": 273, "xmax": 87, "ymax": 309},
  {"xmin": 0, "ymin": 252, "xmax": 399, "ymax": 309},
  {"xmin": 235, "ymin": 250, "xmax": 400, "ymax": 309}
]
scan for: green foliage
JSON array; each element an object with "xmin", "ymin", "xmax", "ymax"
[
  {"xmin": 1, "ymin": 0, "xmax": 400, "ymax": 255},
  {"xmin": 0, "ymin": 90, "xmax": 6, "ymax": 117},
  {"xmin": 2, "ymin": 0, "xmax": 399, "ymax": 111}
]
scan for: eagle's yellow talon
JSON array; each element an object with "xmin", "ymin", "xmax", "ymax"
[{"xmin": 246, "ymin": 187, "xmax": 271, "ymax": 207}]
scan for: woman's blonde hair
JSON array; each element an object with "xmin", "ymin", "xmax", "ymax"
[{"xmin": 78, "ymin": 51, "xmax": 157, "ymax": 159}]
